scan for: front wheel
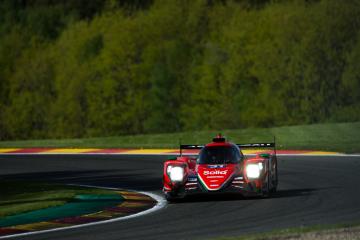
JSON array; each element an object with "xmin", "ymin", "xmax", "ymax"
[
  {"xmin": 261, "ymin": 166, "xmax": 271, "ymax": 198},
  {"xmin": 165, "ymin": 192, "xmax": 179, "ymax": 202},
  {"xmin": 270, "ymin": 162, "xmax": 278, "ymax": 193}
]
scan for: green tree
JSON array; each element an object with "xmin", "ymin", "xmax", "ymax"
[{"xmin": 3, "ymin": 44, "xmax": 54, "ymax": 139}]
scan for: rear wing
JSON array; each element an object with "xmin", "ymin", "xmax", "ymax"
[
  {"xmin": 236, "ymin": 143, "xmax": 275, "ymax": 148},
  {"xmin": 236, "ymin": 137, "xmax": 276, "ymax": 155},
  {"xmin": 178, "ymin": 136, "xmax": 277, "ymax": 156},
  {"xmin": 180, "ymin": 144, "xmax": 204, "ymax": 156}
]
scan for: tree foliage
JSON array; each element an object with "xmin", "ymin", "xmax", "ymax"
[{"xmin": 1, "ymin": 0, "xmax": 360, "ymax": 140}]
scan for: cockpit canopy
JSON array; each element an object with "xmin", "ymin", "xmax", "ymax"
[{"xmin": 198, "ymin": 145, "xmax": 243, "ymax": 164}]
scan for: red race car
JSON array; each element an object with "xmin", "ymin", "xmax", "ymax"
[{"xmin": 163, "ymin": 134, "xmax": 278, "ymax": 201}]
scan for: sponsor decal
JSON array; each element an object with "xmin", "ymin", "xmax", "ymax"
[
  {"xmin": 203, "ymin": 170, "xmax": 228, "ymax": 175},
  {"xmin": 187, "ymin": 177, "xmax": 197, "ymax": 182},
  {"xmin": 197, "ymin": 165, "xmax": 235, "ymax": 191},
  {"xmin": 207, "ymin": 165, "xmax": 225, "ymax": 168}
]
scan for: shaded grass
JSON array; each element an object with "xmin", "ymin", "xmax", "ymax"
[
  {"xmin": 0, "ymin": 122, "xmax": 359, "ymax": 153},
  {"xmin": 0, "ymin": 181, "xmax": 117, "ymax": 217},
  {"xmin": 215, "ymin": 222, "xmax": 360, "ymax": 240}
]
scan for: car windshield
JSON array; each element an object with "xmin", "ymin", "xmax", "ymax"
[{"xmin": 198, "ymin": 146, "xmax": 240, "ymax": 164}]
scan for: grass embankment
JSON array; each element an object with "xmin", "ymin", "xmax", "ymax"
[
  {"xmin": 216, "ymin": 223, "xmax": 360, "ymax": 240},
  {"xmin": 0, "ymin": 181, "xmax": 116, "ymax": 218},
  {"xmin": 0, "ymin": 122, "xmax": 359, "ymax": 153}
]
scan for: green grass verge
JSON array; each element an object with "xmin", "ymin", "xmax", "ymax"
[
  {"xmin": 0, "ymin": 122, "xmax": 359, "ymax": 153},
  {"xmin": 0, "ymin": 181, "xmax": 117, "ymax": 218},
  {"xmin": 214, "ymin": 222, "xmax": 360, "ymax": 240}
]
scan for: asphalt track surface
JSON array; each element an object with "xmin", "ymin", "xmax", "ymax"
[{"xmin": 1, "ymin": 154, "xmax": 360, "ymax": 240}]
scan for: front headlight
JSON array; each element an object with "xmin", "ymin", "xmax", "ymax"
[
  {"xmin": 167, "ymin": 166, "xmax": 184, "ymax": 182},
  {"xmin": 246, "ymin": 164, "xmax": 261, "ymax": 179}
]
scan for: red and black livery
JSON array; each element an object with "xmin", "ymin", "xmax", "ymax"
[{"xmin": 163, "ymin": 134, "xmax": 278, "ymax": 201}]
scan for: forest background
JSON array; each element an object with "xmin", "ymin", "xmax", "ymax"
[{"xmin": 1, "ymin": 0, "xmax": 359, "ymax": 140}]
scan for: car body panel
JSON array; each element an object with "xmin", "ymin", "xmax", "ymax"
[
  {"xmin": 197, "ymin": 164, "xmax": 237, "ymax": 191},
  {"xmin": 163, "ymin": 135, "xmax": 278, "ymax": 200}
]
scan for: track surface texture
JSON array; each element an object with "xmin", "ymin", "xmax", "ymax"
[{"xmin": 0, "ymin": 154, "xmax": 360, "ymax": 240}]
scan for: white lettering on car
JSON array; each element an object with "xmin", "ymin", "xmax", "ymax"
[{"xmin": 203, "ymin": 170, "xmax": 228, "ymax": 175}]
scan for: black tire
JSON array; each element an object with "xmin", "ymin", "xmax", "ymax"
[
  {"xmin": 271, "ymin": 161, "xmax": 278, "ymax": 193},
  {"xmin": 165, "ymin": 192, "xmax": 178, "ymax": 202},
  {"xmin": 261, "ymin": 162, "xmax": 271, "ymax": 198}
]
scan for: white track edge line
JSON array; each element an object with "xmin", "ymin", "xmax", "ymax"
[{"xmin": 0, "ymin": 185, "xmax": 166, "ymax": 239}]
